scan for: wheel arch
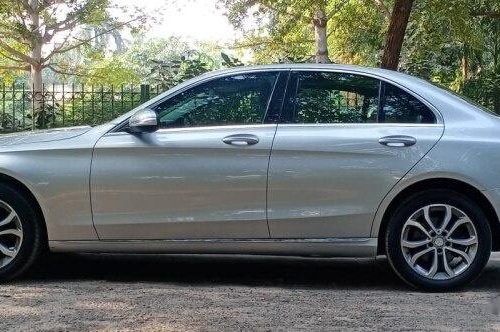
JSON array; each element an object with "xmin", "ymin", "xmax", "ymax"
[
  {"xmin": 0, "ymin": 172, "xmax": 48, "ymax": 247},
  {"xmin": 375, "ymin": 178, "xmax": 500, "ymax": 255}
]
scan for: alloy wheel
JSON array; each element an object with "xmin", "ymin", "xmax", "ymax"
[
  {"xmin": 400, "ymin": 204, "xmax": 478, "ymax": 280},
  {"xmin": 0, "ymin": 200, "xmax": 23, "ymax": 269}
]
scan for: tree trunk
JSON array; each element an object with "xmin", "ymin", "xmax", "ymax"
[
  {"xmin": 494, "ymin": 86, "xmax": 500, "ymax": 115},
  {"xmin": 460, "ymin": 44, "xmax": 469, "ymax": 91},
  {"xmin": 111, "ymin": 30, "xmax": 125, "ymax": 53},
  {"xmin": 461, "ymin": 44, "xmax": 469, "ymax": 82},
  {"xmin": 494, "ymin": 22, "xmax": 500, "ymax": 114},
  {"xmin": 28, "ymin": 0, "xmax": 43, "ymax": 128},
  {"xmin": 312, "ymin": 9, "xmax": 331, "ymax": 64},
  {"xmin": 31, "ymin": 63, "xmax": 43, "ymax": 120},
  {"xmin": 381, "ymin": 0, "xmax": 414, "ymax": 70}
]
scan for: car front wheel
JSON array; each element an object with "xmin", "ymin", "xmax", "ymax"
[
  {"xmin": 386, "ymin": 189, "xmax": 492, "ymax": 291},
  {"xmin": 0, "ymin": 184, "xmax": 45, "ymax": 281}
]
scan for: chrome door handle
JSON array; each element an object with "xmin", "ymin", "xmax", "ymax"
[
  {"xmin": 222, "ymin": 134, "xmax": 259, "ymax": 146},
  {"xmin": 379, "ymin": 135, "xmax": 417, "ymax": 147}
]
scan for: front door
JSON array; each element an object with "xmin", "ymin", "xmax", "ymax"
[
  {"xmin": 267, "ymin": 70, "xmax": 444, "ymax": 238},
  {"xmin": 91, "ymin": 71, "xmax": 284, "ymax": 240}
]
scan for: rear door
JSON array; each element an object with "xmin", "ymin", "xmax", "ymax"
[{"xmin": 267, "ymin": 70, "xmax": 444, "ymax": 239}]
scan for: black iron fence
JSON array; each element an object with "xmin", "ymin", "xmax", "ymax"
[{"xmin": 0, "ymin": 83, "xmax": 164, "ymax": 133}]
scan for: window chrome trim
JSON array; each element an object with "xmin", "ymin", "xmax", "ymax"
[
  {"xmin": 110, "ymin": 69, "xmax": 287, "ymax": 133},
  {"xmin": 109, "ymin": 66, "xmax": 444, "ymax": 133},
  {"xmin": 104, "ymin": 123, "xmax": 279, "ymax": 137},
  {"xmin": 273, "ymin": 123, "xmax": 443, "ymax": 128},
  {"xmin": 289, "ymin": 68, "xmax": 444, "ymax": 125}
]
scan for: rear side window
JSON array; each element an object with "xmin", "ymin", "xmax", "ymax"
[
  {"xmin": 291, "ymin": 72, "xmax": 380, "ymax": 124},
  {"xmin": 285, "ymin": 71, "xmax": 437, "ymax": 125},
  {"xmin": 381, "ymin": 84, "xmax": 436, "ymax": 124}
]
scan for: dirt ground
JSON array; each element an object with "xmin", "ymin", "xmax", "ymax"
[{"xmin": 0, "ymin": 253, "xmax": 499, "ymax": 331}]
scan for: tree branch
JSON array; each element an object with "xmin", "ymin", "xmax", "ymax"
[
  {"xmin": 0, "ymin": 50, "xmax": 26, "ymax": 63},
  {"xmin": 14, "ymin": 1, "xmax": 29, "ymax": 30},
  {"xmin": 233, "ymin": 38, "xmax": 314, "ymax": 49},
  {"xmin": 43, "ymin": 17, "xmax": 142, "ymax": 63},
  {"xmin": 19, "ymin": 0, "xmax": 34, "ymax": 16},
  {"xmin": 43, "ymin": 0, "xmax": 104, "ymax": 38},
  {"xmin": 0, "ymin": 64, "xmax": 30, "ymax": 71},
  {"xmin": 45, "ymin": 29, "xmax": 74, "ymax": 58},
  {"xmin": 46, "ymin": 64, "xmax": 101, "ymax": 78},
  {"xmin": 326, "ymin": 0, "xmax": 350, "ymax": 20},
  {"xmin": 372, "ymin": 0, "xmax": 391, "ymax": 19},
  {"xmin": 0, "ymin": 40, "xmax": 35, "ymax": 65},
  {"xmin": 0, "ymin": 26, "xmax": 31, "ymax": 45},
  {"xmin": 259, "ymin": 1, "xmax": 309, "ymax": 22},
  {"xmin": 471, "ymin": 10, "xmax": 500, "ymax": 19},
  {"xmin": 43, "ymin": 16, "xmax": 81, "ymax": 42}
]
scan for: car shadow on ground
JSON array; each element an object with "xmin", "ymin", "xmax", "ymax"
[{"xmin": 19, "ymin": 252, "xmax": 500, "ymax": 291}]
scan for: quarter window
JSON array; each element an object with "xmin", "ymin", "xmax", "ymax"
[
  {"xmin": 291, "ymin": 72, "xmax": 380, "ymax": 124},
  {"xmin": 154, "ymin": 72, "xmax": 278, "ymax": 128},
  {"xmin": 382, "ymin": 84, "xmax": 436, "ymax": 124}
]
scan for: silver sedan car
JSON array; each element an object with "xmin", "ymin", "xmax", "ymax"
[{"xmin": 0, "ymin": 64, "xmax": 498, "ymax": 290}]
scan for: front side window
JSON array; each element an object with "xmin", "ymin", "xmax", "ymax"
[
  {"xmin": 154, "ymin": 72, "xmax": 278, "ymax": 129},
  {"xmin": 382, "ymin": 84, "xmax": 436, "ymax": 124},
  {"xmin": 291, "ymin": 72, "xmax": 380, "ymax": 124}
]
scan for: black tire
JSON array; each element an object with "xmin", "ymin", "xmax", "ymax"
[
  {"xmin": 0, "ymin": 183, "xmax": 45, "ymax": 281},
  {"xmin": 385, "ymin": 189, "xmax": 492, "ymax": 291}
]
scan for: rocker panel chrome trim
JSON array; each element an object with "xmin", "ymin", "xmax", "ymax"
[{"xmin": 49, "ymin": 238, "xmax": 377, "ymax": 257}]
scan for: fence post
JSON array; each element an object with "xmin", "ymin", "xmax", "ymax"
[{"xmin": 140, "ymin": 84, "xmax": 150, "ymax": 103}]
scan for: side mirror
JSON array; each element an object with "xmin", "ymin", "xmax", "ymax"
[{"xmin": 128, "ymin": 108, "xmax": 158, "ymax": 133}]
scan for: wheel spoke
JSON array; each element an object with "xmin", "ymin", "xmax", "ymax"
[
  {"xmin": 0, "ymin": 243, "xmax": 15, "ymax": 258},
  {"xmin": 423, "ymin": 206, "xmax": 438, "ymax": 233},
  {"xmin": 0, "ymin": 202, "xmax": 22, "ymax": 267},
  {"xmin": 446, "ymin": 217, "xmax": 470, "ymax": 238},
  {"xmin": 401, "ymin": 238, "xmax": 431, "ymax": 248},
  {"xmin": 405, "ymin": 220, "xmax": 432, "ymax": 239},
  {"xmin": 0, "ymin": 211, "xmax": 16, "ymax": 227},
  {"xmin": 439, "ymin": 205, "xmax": 453, "ymax": 232},
  {"xmin": 442, "ymin": 248, "xmax": 455, "ymax": 277},
  {"xmin": 426, "ymin": 249, "xmax": 439, "ymax": 278},
  {"xmin": 448, "ymin": 236, "xmax": 477, "ymax": 246},
  {"xmin": 446, "ymin": 246, "xmax": 473, "ymax": 265},
  {"xmin": 401, "ymin": 203, "xmax": 478, "ymax": 281},
  {"xmin": 0, "ymin": 228, "xmax": 22, "ymax": 238},
  {"xmin": 410, "ymin": 247, "xmax": 434, "ymax": 265}
]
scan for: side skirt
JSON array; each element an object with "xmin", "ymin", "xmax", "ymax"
[{"xmin": 49, "ymin": 238, "xmax": 377, "ymax": 258}]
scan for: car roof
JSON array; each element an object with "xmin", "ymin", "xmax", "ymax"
[{"xmin": 199, "ymin": 63, "xmax": 419, "ymax": 83}]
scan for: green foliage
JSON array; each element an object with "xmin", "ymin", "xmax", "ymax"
[
  {"xmin": 221, "ymin": 53, "xmax": 245, "ymax": 67},
  {"xmin": 220, "ymin": 0, "xmax": 333, "ymax": 63},
  {"xmin": 222, "ymin": 0, "xmax": 500, "ymax": 113},
  {"xmin": 83, "ymin": 56, "xmax": 142, "ymax": 85},
  {"xmin": 399, "ymin": 0, "xmax": 500, "ymax": 112},
  {"xmin": 328, "ymin": 0, "xmax": 385, "ymax": 66},
  {"xmin": 462, "ymin": 71, "xmax": 500, "ymax": 112},
  {"xmin": 63, "ymin": 35, "xmax": 243, "ymax": 88},
  {"xmin": 0, "ymin": 0, "xmax": 149, "ymax": 89},
  {"xmin": 1, "ymin": 0, "xmax": 500, "ymax": 118},
  {"xmin": 0, "ymin": 83, "xmax": 165, "ymax": 132},
  {"xmin": 149, "ymin": 50, "xmax": 216, "ymax": 89}
]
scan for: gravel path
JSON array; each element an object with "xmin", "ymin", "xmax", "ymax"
[{"xmin": 0, "ymin": 253, "xmax": 499, "ymax": 331}]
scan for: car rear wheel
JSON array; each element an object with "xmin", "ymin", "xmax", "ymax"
[
  {"xmin": 0, "ymin": 184, "xmax": 44, "ymax": 281},
  {"xmin": 385, "ymin": 189, "xmax": 492, "ymax": 291}
]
